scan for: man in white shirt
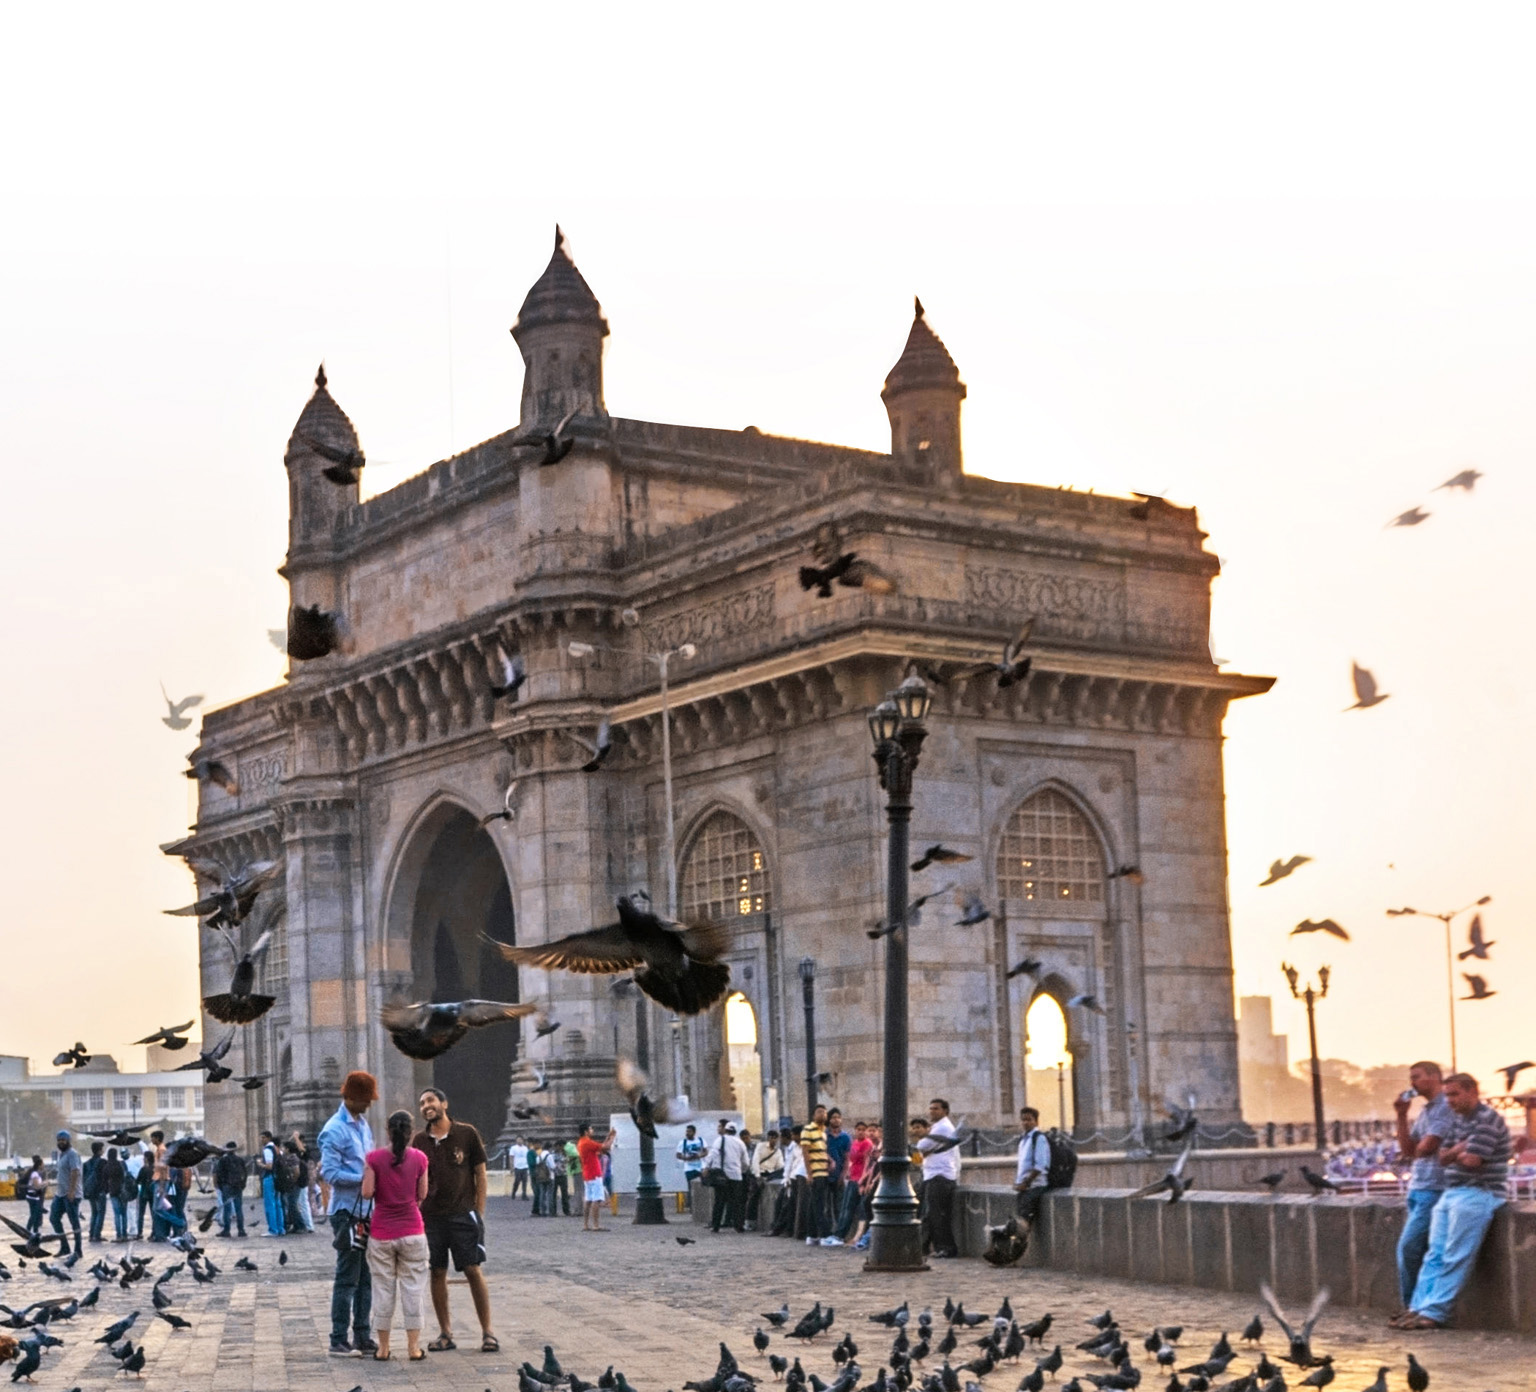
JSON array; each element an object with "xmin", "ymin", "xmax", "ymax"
[
  {"xmin": 916, "ymin": 1098, "xmax": 960, "ymax": 1259},
  {"xmin": 1014, "ymin": 1106, "xmax": 1051, "ymax": 1231},
  {"xmin": 750, "ymin": 1131, "xmax": 783, "ymax": 1230},
  {"xmin": 772, "ymin": 1129, "xmax": 806, "ymax": 1236},
  {"xmin": 509, "ymin": 1140, "xmax": 530, "ymax": 1199},
  {"xmin": 708, "ymin": 1125, "xmax": 751, "ymax": 1233}
]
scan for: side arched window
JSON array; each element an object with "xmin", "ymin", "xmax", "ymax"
[
  {"xmin": 997, "ymin": 788, "xmax": 1106, "ymax": 907},
  {"xmin": 679, "ymin": 811, "xmax": 771, "ymax": 923}
]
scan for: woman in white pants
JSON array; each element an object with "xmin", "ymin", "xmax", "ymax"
[{"xmin": 361, "ymin": 1110, "xmax": 430, "ymax": 1362}]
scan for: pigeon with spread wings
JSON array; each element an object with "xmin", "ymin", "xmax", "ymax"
[
  {"xmin": 479, "ymin": 781, "xmax": 520, "ymax": 828},
  {"xmin": 509, "ymin": 407, "xmax": 579, "ymax": 467},
  {"xmin": 380, "ymin": 999, "xmax": 538, "ymax": 1060},
  {"xmin": 489, "ymin": 647, "xmax": 527, "ymax": 701},
  {"xmin": 1435, "ymin": 469, "xmax": 1482, "ymax": 492},
  {"xmin": 286, "ymin": 604, "xmax": 343, "ymax": 661},
  {"xmin": 921, "ymin": 621, "xmax": 1034, "ymax": 688},
  {"xmin": 1260, "ymin": 855, "xmax": 1312, "ymax": 886},
  {"xmin": 616, "ymin": 1057, "xmax": 694, "ymax": 1139},
  {"xmin": 160, "ymin": 685, "xmax": 204, "ymax": 731},
  {"xmin": 566, "ymin": 718, "xmax": 612, "ymax": 772},
  {"xmin": 186, "ymin": 754, "xmax": 239, "ymax": 797},
  {"xmin": 1457, "ymin": 913, "xmax": 1494, "ymax": 961},
  {"xmin": 132, "ymin": 1022, "xmax": 196, "ymax": 1051},
  {"xmin": 1346, "ymin": 663, "xmax": 1389, "ymax": 710},
  {"xmin": 1258, "ymin": 1284, "xmax": 1329, "ymax": 1367},
  {"xmin": 52, "ymin": 1043, "xmax": 90, "ymax": 1069},
  {"xmin": 1461, "ymin": 973, "xmax": 1496, "ymax": 1001},
  {"xmin": 799, "ymin": 521, "xmax": 897, "ymax": 599},
  {"xmin": 1127, "ymin": 1138, "xmax": 1195, "ymax": 1202},
  {"xmin": 165, "ymin": 859, "xmax": 282, "ymax": 932},
  {"xmin": 1291, "ymin": 918, "xmax": 1349, "ymax": 941},
  {"xmin": 297, "ymin": 431, "xmax": 366, "ymax": 486},
  {"xmin": 485, "ymin": 895, "xmax": 731, "ymax": 1015},
  {"xmin": 175, "ymin": 1030, "xmax": 237, "ymax": 1084},
  {"xmin": 203, "ymin": 930, "xmax": 277, "ymax": 1024}
]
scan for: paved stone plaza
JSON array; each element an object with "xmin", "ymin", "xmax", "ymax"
[{"xmin": 4, "ymin": 1198, "xmax": 1527, "ymax": 1390}]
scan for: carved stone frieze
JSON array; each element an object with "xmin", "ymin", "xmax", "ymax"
[{"xmin": 640, "ymin": 583, "xmax": 776, "ymax": 657}]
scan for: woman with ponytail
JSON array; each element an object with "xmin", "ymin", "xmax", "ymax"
[{"xmin": 360, "ymin": 1109, "xmax": 429, "ymax": 1361}]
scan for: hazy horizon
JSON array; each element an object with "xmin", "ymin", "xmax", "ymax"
[{"xmin": 2, "ymin": 7, "xmax": 1531, "ymax": 1105}]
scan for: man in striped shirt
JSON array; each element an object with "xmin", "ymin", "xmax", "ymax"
[
  {"xmin": 1399, "ymin": 1073, "xmax": 1511, "ymax": 1330},
  {"xmin": 798, "ymin": 1106, "xmax": 830, "ymax": 1242}
]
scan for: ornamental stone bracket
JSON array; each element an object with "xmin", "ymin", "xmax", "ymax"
[{"xmin": 161, "ymin": 819, "xmax": 285, "ymax": 873}]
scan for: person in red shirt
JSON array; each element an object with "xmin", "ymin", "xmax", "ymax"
[
  {"xmin": 575, "ymin": 1122, "xmax": 617, "ymax": 1232},
  {"xmin": 837, "ymin": 1120, "xmax": 875, "ymax": 1237}
]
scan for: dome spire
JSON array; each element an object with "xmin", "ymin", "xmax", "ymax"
[
  {"xmin": 511, "ymin": 225, "xmax": 609, "ymax": 425},
  {"xmin": 881, "ymin": 297, "xmax": 966, "ymax": 475}
]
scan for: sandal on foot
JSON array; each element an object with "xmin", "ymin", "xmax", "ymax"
[
  {"xmin": 373, "ymin": 1352, "xmax": 392, "ymax": 1362},
  {"xmin": 428, "ymin": 1335, "xmax": 457, "ymax": 1352},
  {"xmin": 410, "ymin": 1350, "xmax": 428, "ymax": 1361},
  {"xmin": 482, "ymin": 1334, "xmax": 500, "ymax": 1353},
  {"xmin": 1399, "ymin": 1314, "xmax": 1441, "ymax": 1331}
]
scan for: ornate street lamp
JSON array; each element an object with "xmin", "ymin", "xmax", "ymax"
[
  {"xmin": 865, "ymin": 673, "xmax": 931, "ymax": 1272},
  {"xmin": 1283, "ymin": 961, "xmax": 1331, "ymax": 1147}
]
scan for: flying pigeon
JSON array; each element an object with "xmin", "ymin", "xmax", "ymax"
[
  {"xmin": 380, "ymin": 999, "xmax": 538, "ymax": 1060},
  {"xmin": 1461, "ymin": 973, "xmax": 1495, "ymax": 1001},
  {"xmin": 1387, "ymin": 507, "xmax": 1430, "ymax": 528},
  {"xmin": 1346, "ymin": 663, "xmax": 1389, "ymax": 710},
  {"xmin": 1290, "ymin": 919, "xmax": 1349, "ymax": 941},
  {"xmin": 509, "ymin": 406, "xmax": 579, "ymax": 467},
  {"xmin": 160, "ymin": 685, "xmax": 204, "ymax": 731},
  {"xmin": 1259, "ymin": 855, "xmax": 1311, "ymax": 886},
  {"xmin": 479, "ymin": 781, "xmax": 520, "ymax": 828},
  {"xmin": 1456, "ymin": 914, "xmax": 1493, "ymax": 961},
  {"xmin": 490, "ymin": 648, "xmax": 527, "ymax": 701},
  {"xmin": 1434, "ymin": 469, "xmax": 1481, "ymax": 491}
]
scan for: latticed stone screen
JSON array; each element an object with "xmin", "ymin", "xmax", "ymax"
[
  {"xmin": 680, "ymin": 811, "xmax": 771, "ymax": 922},
  {"xmin": 997, "ymin": 788, "xmax": 1106, "ymax": 905},
  {"xmin": 260, "ymin": 917, "xmax": 289, "ymax": 994}
]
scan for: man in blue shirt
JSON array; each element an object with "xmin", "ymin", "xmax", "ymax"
[
  {"xmin": 1392, "ymin": 1060, "xmax": 1454, "ymax": 1314},
  {"xmin": 50, "ymin": 1131, "xmax": 84, "ymax": 1257},
  {"xmin": 676, "ymin": 1125, "xmax": 705, "ymax": 1209},
  {"xmin": 319, "ymin": 1070, "xmax": 377, "ymax": 1357}
]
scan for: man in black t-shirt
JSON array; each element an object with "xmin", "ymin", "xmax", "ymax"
[{"xmin": 412, "ymin": 1087, "xmax": 498, "ymax": 1354}]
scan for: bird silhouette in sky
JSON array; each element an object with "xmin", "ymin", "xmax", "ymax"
[
  {"xmin": 132, "ymin": 1021, "xmax": 195, "ymax": 1051},
  {"xmin": 1461, "ymin": 973, "xmax": 1496, "ymax": 1000},
  {"xmin": 52, "ymin": 1042, "xmax": 91, "ymax": 1069},
  {"xmin": 203, "ymin": 929, "xmax": 277, "ymax": 1024},
  {"xmin": 1456, "ymin": 913, "xmax": 1494, "ymax": 961},
  {"xmin": 911, "ymin": 845, "xmax": 973, "ymax": 872},
  {"xmin": 1259, "ymin": 855, "xmax": 1312, "ymax": 886},
  {"xmin": 1497, "ymin": 1061, "xmax": 1534, "ymax": 1092},
  {"xmin": 1291, "ymin": 918, "xmax": 1349, "ymax": 941},
  {"xmin": 159, "ymin": 684, "xmax": 204, "ymax": 731},
  {"xmin": 165, "ymin": 858, "xmax": 282, "ymax": 932},
  {"xmin": 1434, "ymin": 469, "xmax": 1482, "ymax": 491},
  {"xmin": 1346, "ymin": 663, "xmax": 1389, "ymax": 710},
  {"xmin": 174, "ymin": 1031, "xmax": 236, "ymax": 1083},
  {"xmin": 485, "ymin": 895, "xmax": 731, "ymax": 1015},
  {"xmin": 380, "ymin": 999, "xmax": 538, "ymax": 1060},
  {"xmin": 1387, "ymin": 507, "xmax": 1430, "ymax": 527}
]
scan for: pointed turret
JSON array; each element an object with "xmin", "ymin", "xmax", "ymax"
[
  {"xmin": 511, "ymin": 226, "xmax": 609, "ymax": 427},
  {"xmin": 881, "ymin": 297, "xmax": 966, "ymax": 475},
  {"xmin": 284, "ymin": 363, "xmax": 359, "ymax": 569}
]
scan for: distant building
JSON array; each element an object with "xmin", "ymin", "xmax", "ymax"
[
  {"xmin": 1, "ymin": 1055, "xmax": 205, "ymax": 1140},
  {"xmin": 0, "ymin": 1057, "xmax": 27, "ymax": 1085},
  {"xmin": 1238, "ymin": 996, "xmax": 1289, "ymax": 1070}
]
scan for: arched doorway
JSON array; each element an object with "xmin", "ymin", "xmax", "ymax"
[
  {"xmin": 392, "ymin": 804, "xmax": 519, "ymax": 1143},
  {"xmin": 1023, "ymin": 992, "xmax": 1075, "ymax": 1132},
  {"xmin": 996, "ymin": 785, "xmax": 1112, "ymax": 1134},
  {"xmin": 679, "ymin": 810, "xmax": 773, "ymax": 1111},
  {"xmin": 723, "ymin": 992, "xmax": 764, "ymax": 1133}
]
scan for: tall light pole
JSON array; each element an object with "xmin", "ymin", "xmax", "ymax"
[
  {"xmin": 799, "ymin": 958, "xmax": 818, "ymax": 1120},
  {"xmin": 865, "ymin": 673, "xmax": 931, "ymax": 1273},
  {"xmin": 567, "ymin": 636, "xmax": 697, "ymax": 1226},
  {"xmin": 1283, "ymin": 961, "xmax": 1330, "ymax": 1146},
  {"xmin": 1385, "ymin": 896, "xmax": 1489, "ymax": 1073}
]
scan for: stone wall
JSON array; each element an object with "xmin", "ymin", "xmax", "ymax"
[{"xmin": 955, "ymin": 1184, "xmax": 1536, "ymax": 1333}]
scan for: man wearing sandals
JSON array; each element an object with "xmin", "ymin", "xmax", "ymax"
[
  {"xmin": 413, "ymin": 1087, "xmax": 499, "ymax": 1355},
  {"xmin": 1396, "ymin": 1072, "xmax": 1511, "ymax": 1330}
]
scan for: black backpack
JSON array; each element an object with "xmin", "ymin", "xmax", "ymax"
[
  {"xmin": 1044, "ymin": 1129, "xmax": 1078, "ymax": 1190},
  {"xmin": 274, "ymin": 1151, "xmax": 301, "ymax": 1193}
]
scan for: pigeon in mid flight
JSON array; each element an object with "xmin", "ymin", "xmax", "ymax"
[
  {"xmin": 1290, "ymin": 919, "xmax": 1349, "ymax": 942},
  {"xmin": 1259, "ymin": 855, "xmax": 1312, "ymax": 886},
  {"xmin": 1067, "ymin": 994, "xmax": 1105, "ymax": 1015},
  {"xmin": 1461, "ymin": 974, "xmax": 1496, "ymax": 1001},
  {"xmin": 297, "ymin": 427, "xmax": 366, "ymax": 486},
  {"xmin": 1127, "ymin": 1139, "xmax": 1196, "ymax": 1203},
  {"xmin": 1434, "ymin": 469, "xmax": 1482, "ymax": 492},
  {"xmin": 567, "ymin": 718, "xmax": 612, "ymax": 772},
  {"xmin": 132, "ymin": 1022, "xmax": 196, "ymax": 1051},
  {"xmin": 799, "ymin": 522, "xmax": 897, "ymax": 598},
  {"xmin": 489, "ymin": 647, "xmax": 527, "ymax": 701},
  {"xmin": 186, "ymin": 754, "xmax": 239, "ymax": 797},
  {"xmin": 509, "ymin": 405, "xmax": 579, "ymax": 467},
  {"xmin": 485, "ymin": 895, "xmax": 731, "ymax": 1015},
  {"xmin": 911, "ymin": 846, "xmax": 973, "ymax": 873},
  {"xmin": 160, "ymin": 685, "xmax": 204, "ymax": 731},
  {"xmin": 1346, "ymin": 663, "xmax": 1389, "ymax": 710},
  {"xmin": 479, "ymin": 781, "xmax": 520, "ymax": 828},
  {"xmin": 1387, "ymin": 507, "xmax": 1430, "ymax": 527},
  {"xmin": 616, "ymin": 1057, "xmax": 694, "ymax": 1139},
  {"xmin": 1456, "ymin": 913, "xmax": 1494, "ymax": 961},
  {"xmin": 380, "ymin": 999, "xmax": 538, "ymax": 1060},
  {"xmin": 1497, "ymin": 1061, "xmax": 1534, "ymax": 1093},
  {"xmin": 286, "ymin": 603, "xmax": 343, "ymax": 661},
  {"xmin": 175, "ymin": 1033, "xmax": 237, "ymax": 1084},
  {"xmin": 203, "ymin": 930, "xmax": 277, "ymax": 1024},
  {"xmin": 52, "ymin": 1043, "xmax": 90, "ymax": 1069}
]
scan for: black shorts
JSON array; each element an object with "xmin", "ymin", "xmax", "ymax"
[{"xmin": 424, "ymin": 1212, "xmax": 483, "ymax": 1271}]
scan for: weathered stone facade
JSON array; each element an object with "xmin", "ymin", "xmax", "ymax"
[{"xmin": 166, "ymin": 231, "xmax": 1270, "ymax": 1152}]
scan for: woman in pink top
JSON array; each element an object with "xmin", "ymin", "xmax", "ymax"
[{"xmin": 361, "ymin": 1110, "xmax": 429, "ymax": 1361}]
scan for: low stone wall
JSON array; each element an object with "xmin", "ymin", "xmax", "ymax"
[
  {"xmin": 956, "ymin": 1185, "xmax": 1536, "ymax": 1333},
  {"xmin": 960, "ymin": 1146, "xmax": 1324, "ymax": 1193}
]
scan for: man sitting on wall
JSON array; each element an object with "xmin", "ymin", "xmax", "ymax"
[{"xmin": 1395, "ymin": 1072, "xmax": 1512, "ymax": 1331}]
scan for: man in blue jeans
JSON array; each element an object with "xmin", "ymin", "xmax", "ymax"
[
  {"xmin": 1398, "ymin": 1072, "xmax": 1512, "ymax": 1330},
  {"xmin": 319, "ymin": 1070, "xmax": 377, "ymax": 1358},
  {"xmin": 1392, "ymin": 1060, "xmax": 1453, "ymax": 1315},
  {"xmin": 214, "ymin": 1141, "xmax": 248, "ymax": 1238},
  {"xmin": 257, "ymin": 1131, "xmax": 286, "ymax": 1236},
  {"xmin": 49, "ymin": 1131, "xmax": 84, "ymax": 1257}
]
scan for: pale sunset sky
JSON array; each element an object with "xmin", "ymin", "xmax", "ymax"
[{"xmin": 1, "ymin": 6, "xmax": 1531, "ymax": 1098}]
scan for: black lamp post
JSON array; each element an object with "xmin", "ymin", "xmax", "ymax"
[
  {"xmin": 865, "ymin": 673, "xmax": 932, "ymax": 1273},
  {"xmin": 799, "ymin": 958, "xmax": 818, "ymax": 1121},
  {"xmin": 1283, "ymin": 961, "xmax": 1330, "ymax": 1147},
  {"xmin": 632, "ymin": 990, "xmax": 667, "ymax": 1225}
]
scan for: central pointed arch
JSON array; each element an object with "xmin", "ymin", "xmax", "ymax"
[{"xmin": 382, "ymin": 796, "xmax": 520, "ymax": 1142}]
